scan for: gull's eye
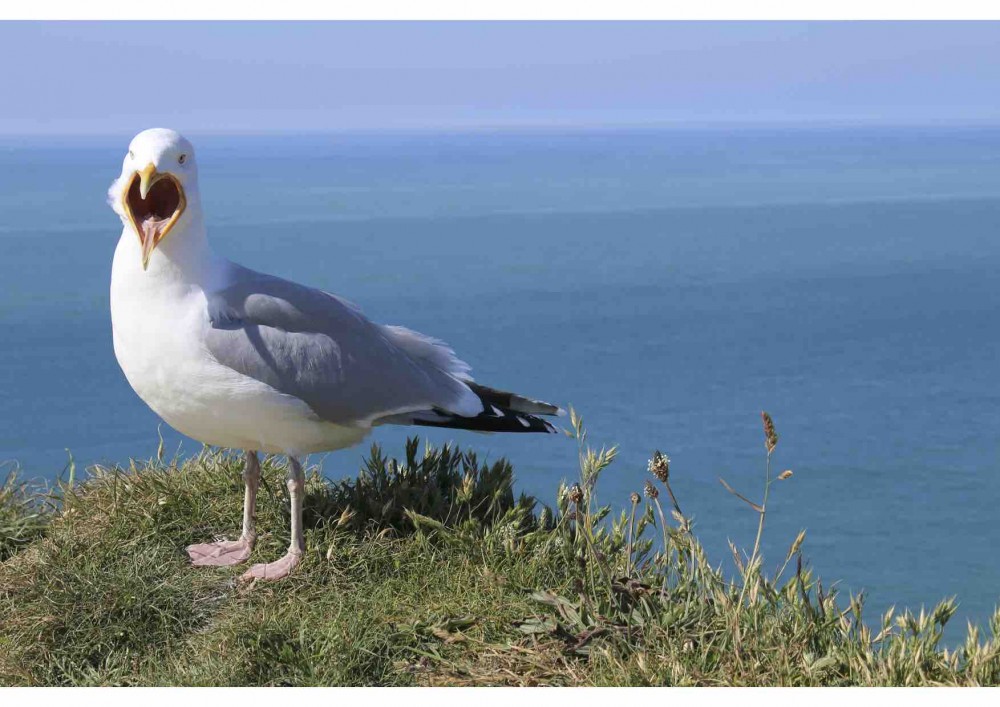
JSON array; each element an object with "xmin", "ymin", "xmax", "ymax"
[
  {"xmin": 178, "ymin": 154, "xmax": 187, "ymax": 165},
  {"xmin": 128, "ymin": 150, "xmax": 134, "ymax": 159}
]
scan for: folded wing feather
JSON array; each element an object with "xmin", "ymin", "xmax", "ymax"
[{"xmin": 203, "ymin": 263, "xmax": 483, "ymax": 427}]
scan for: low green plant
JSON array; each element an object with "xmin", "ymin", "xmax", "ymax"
[
  {"xmin": 0, "ymin": 466, "xmax": 46, "ymax": 562},
  {"xmin": 513, "ymin": 409, "xmax": 1000, "ymax": 685},
  {"xmin": 2, "ymin": 412, "xmax": 1000, "ymax": 685}
]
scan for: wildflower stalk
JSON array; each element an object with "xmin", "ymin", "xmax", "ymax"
[
  {"xmin": 748, "ymin": 449, "xmax": 772, "ymax": 572},
  {"xmin": 656, "ymin": 506, "xmax": 670, "ymax": 563},
  {"xmin": 664, "ymin": 480, "xmax": 682, "ymax": 517},
  {"xmin": 646, "ymin": 452, "xmax": 674, "ymax": 569},
  {"xmin": 626, "ymin": 492, "xmax": 640, "ymax": 576},
  {"xmin": 749, "ymin": 412, "xmax": 780, "ymax": 572},
  {"xmin": 567, "ymin": 408, "xmax": 617, "ymax": 601}
]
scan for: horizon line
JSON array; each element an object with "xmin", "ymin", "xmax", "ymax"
[{"xmin": 4, "ymin": 116, "xmax": 1000, "ymax": 140}]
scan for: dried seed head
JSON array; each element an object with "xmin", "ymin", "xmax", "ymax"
[
  {"xmin": 630, "ymin": 491, "xmax": 641, "ymax": 506},
  {"xmin": 777, "ymin": 469, "xmax": 793, "ymax": 481},
  {"xmin": 647, "ymin": 451, "xmax": 670, "ymax": 483},
  {"xmin": 457, "ymin": 473, "xmax": 475, "ymax": 503},
  {"xmin": 568, "ymin": 483, "xmax": 584, "ymax": 505},
  {"xmin": 761, "ymin": 411, "xmax": 779, "ymax": 454},
  {"xmin": 335, "ymin": 507, "xmax": 356, "ymax": 528},
  {"xmin": 643, "ymin": 480, "xmax": 659, "ymax": 500}
]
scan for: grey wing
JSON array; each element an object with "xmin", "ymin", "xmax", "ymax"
[{"xmin": 203, "ymin": 264, "xmax": 483, "ymax": 427}]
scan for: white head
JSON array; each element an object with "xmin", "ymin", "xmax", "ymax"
[{"xmin": 109, "ymin": 128, "xmax": 200, "ymax": 270}]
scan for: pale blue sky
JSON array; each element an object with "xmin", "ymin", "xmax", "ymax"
[{"xmin": 2, "ymin": 21, "xmax": 1000, "ymax": 134}]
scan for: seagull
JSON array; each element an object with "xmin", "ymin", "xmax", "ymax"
[{"xmin": 109, "ymin": 128, "xmax": 561, "ymax": 581}]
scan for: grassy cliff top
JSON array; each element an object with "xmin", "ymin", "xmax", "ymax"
[{"xmin": 2, "ymin": 416, "xmax": 1000, "ymax": 686}]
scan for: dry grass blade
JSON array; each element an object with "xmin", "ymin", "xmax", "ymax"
[{"xmin": 718, "ymin": 477, "xmax": 763, "ymax": 513}]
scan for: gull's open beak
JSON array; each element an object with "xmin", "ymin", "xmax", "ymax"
[
  {"xmin": 121, "ymin": 162, "xmax": 187, "ymax": 270},
  {"xmin": 137, "ymin": 162, "xmax": 156, "ymax": 199}
]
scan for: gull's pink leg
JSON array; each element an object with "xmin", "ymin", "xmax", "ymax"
[
  {"xmin": 187, "ymin": 450, "xmax": 260, "ymax": 567},
  {"xmin": 241, "ymin": 457, "xmax": 305, "ymax": 581}
]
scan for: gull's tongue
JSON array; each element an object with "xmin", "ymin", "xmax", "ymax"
[{"xmin": 140, "ymin": 217, "xmax": 167, "ymax": 269}]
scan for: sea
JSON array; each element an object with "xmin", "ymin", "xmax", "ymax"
[{"xmin": 2, "ymin": 126, "xmax": 1000, "ymax": 641}]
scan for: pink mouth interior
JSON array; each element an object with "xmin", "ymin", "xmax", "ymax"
[{"xmin": 126, "ymin": 175, "xmax": 181, "ymax": 242}]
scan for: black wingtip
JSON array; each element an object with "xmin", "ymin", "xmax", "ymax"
[
  {"xmin": 412, "ymin": 407, "xmax": 559, "ymax": 434},
  {"xmin": 406, "ymin": 382, "xmax": 562, "ymax": 434},
  {"xmin": 466, "ymin": 382, "xmax": 561, "ymax": 417}
]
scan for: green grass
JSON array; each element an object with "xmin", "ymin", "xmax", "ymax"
[
  {"xmin": 0, "ymin": 468, "xmax": 45, "ymax": 563},
  {"xmin": 2, "ymin": 413, "xmax": 1000, "ymax": 686}
]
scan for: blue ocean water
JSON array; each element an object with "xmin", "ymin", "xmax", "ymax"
[{"xmin": 3, "ymin": 127, "xmax": 1000, "ymax": 639}]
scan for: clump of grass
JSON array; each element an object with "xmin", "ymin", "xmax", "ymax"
[
  {"xmin": 305, "ymin": 437, "xmax": 536, "ymax": 535},
  {"xmin": 2, "ymin": 415, "xmax": 1000, "ymax": 685},
  {"xmin": 518, "ymin": 409, "xmax": 1000, "ymax": 685},
  {"xmin": 0, "ymin": 466, "xmax": 46, "ymax": 562}
]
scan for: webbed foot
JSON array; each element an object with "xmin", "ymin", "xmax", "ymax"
[
  {"xmin": 240, "ymin": 550, "xmax": 302, "ymax": 581},
  {"xmin": 186, "ymin": 536, "xmax": 254, "ymax": 567}
]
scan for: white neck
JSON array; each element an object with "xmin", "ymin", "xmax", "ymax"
[{"xmin": 114, "ymin": 200, "xmax": 223, "ymax": 288}]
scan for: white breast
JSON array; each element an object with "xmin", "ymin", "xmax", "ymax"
[{"xmin": 110, "ymin": 232, "xmax": 368, "ymax": 455}]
